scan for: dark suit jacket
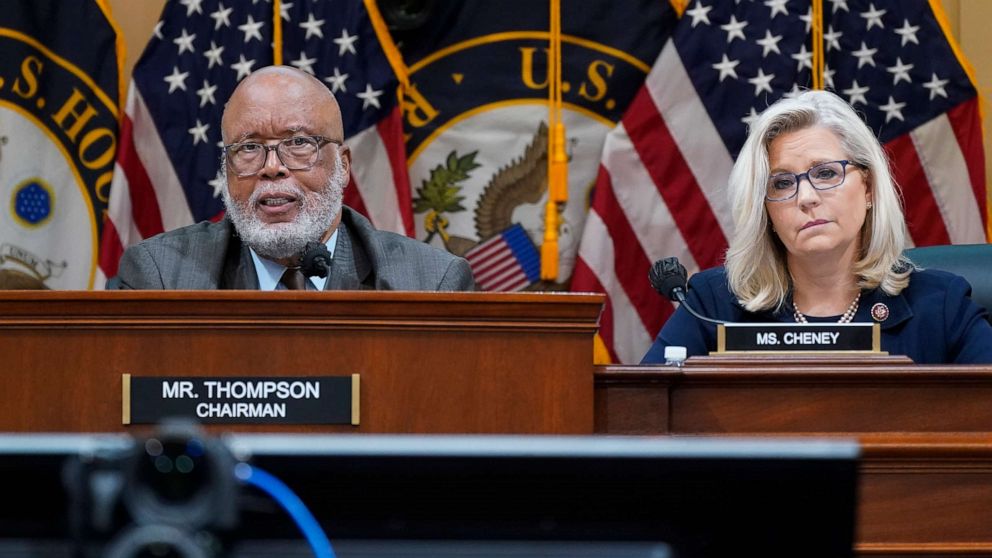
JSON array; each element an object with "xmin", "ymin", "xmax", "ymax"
[
  {"xmin": 112, "ymin": 207, "xmax": 475, "ymax": 291},
  {"xmin": 641, "ymin": 267, "xmax": 992, "ymax": 365}
]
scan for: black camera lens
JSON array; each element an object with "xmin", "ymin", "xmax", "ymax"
[
  {"xmin": 136, "ymin": 437, "xmax": 211, "ymax": 505},
  {"xmin": 122, "ymin": 424, "xmax": 235, "ymax": 530}
]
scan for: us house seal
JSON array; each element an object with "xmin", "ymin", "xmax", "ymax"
[
  {"xmin": 402, "ymin": 31, "xmax": 654, "ymax": 290},
  {"xmin": 0, "ymin": 15, "xmax": 120, "ymax": 289}
]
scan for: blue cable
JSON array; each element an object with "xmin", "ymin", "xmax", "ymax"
[{"xmin": 235, "ymin": 462, "xmax": 336, "ymax": 558}]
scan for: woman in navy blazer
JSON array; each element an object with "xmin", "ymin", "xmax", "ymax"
[{"xmin": 642, "ymin": 91, "xmax": 992, "ymax": 365}]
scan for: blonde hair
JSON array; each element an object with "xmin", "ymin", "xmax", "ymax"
[{"xmin": 725, "ymin": 90, "xmax": 911, "ymax": 312}]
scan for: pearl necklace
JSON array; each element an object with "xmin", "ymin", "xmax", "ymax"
[{"xmin": 793, "ymin": 292, "xmax": 861, "ymax": 324}]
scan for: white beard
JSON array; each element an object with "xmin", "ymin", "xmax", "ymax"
[{"xmin": 222, "ymin": 150, "xmax": 347, "ymax": 261}]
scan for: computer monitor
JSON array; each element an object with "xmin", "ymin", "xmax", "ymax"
[{"xmin": 0, "ymin": 434, "xmax": 858, "ymax": 558}]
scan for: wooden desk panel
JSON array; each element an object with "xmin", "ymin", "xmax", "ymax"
[
  {"xmin": 0, "ymin": 291, "xmax": 602, "ymax": 434},
  {"xmin": 596, "ymin": 356, "xmax": 992, "ymax": 434},
  {"xmin": 858, "ymin": 435, "xmax": 992, "ymax": 556}
]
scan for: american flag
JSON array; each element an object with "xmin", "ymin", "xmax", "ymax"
[
  {"xmin": 465, "ymin": 224, "xmax": 541, "ymax": 292},
  {"xmin": 99, "ymin": 0, "xmax": 411, "ymax": 284},
  {"xmin": 573, "ymin": 0, "xmax": 988, "ymax": 364}
]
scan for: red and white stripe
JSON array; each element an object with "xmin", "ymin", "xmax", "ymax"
[
  {"xmin": 99, "ymin": 83, "xmax": 195, "ymax": 284},
  {"xmin": 890, "ymin": 98, "xmax": 986, "ymax": 246},
  {"xmin": 573, "ymin": 42, "xmax": 735, "ymax": 364},
  {"xmin": 573, "ymin": 42, "xmax": 987, "ymax": 364},
  {"xmin": 344, "ymin": 106, "xmax": 414, "ymax": 237}
]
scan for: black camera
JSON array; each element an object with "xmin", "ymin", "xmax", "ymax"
[{"xmin": 64, "ymin": 422, "xmax": 238, "ymax": 558}]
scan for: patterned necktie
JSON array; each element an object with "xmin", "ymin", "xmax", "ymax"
[{"xmin": 280, "ymin": 268, "xmax": 308, "ymax": 291}]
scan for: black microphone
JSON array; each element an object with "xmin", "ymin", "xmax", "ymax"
[
  {"xmin": 299, "ymin": 241, "xmax": 332, "ymax": 278},
  {"xmin": 648, "ymin": 257, "xmax": 725, "ymax": 325}
]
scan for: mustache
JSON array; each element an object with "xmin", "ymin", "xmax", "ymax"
[{"xmin": 247, "ymin": 182, "xmax": 308, "ymax": 208}]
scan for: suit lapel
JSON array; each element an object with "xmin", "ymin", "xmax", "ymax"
[
  {"xmin": 324, "ymin": 219, "xmax": 371, "ymax": 290},
  {"xmin": 220, "ymin": 231, "xmax": 259, "ymax": 289},
  {"xmin": 169, "ymin": 219, "xmax": 250, "ymax": 289}
]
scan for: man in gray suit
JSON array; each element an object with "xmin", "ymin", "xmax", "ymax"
[{"xmin": 112, "ymin": 66, "xmax": 474, "ymax": 291}]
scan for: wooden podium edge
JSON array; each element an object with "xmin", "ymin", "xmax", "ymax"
[{"xmin": 856, "ymin": 542, "xmax": 992, "ymax": 556}]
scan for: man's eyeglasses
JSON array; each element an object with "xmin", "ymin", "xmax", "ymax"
[
  {"xmin": 765, "ymin": 159, "xmax": 864, "ymax": 202},
  {"xmin": 223, "ymin": 135, "xmax": 341, "ymax": 176}
]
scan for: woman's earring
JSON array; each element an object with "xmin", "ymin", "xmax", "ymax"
[{"xmin": 866, "ymin": 201, "xmax": 873, "ymax": 210}]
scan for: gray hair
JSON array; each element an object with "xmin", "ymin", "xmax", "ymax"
[{"xmin": 724, "ymin": 89, "xmax": 911, "ymax": 312}]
